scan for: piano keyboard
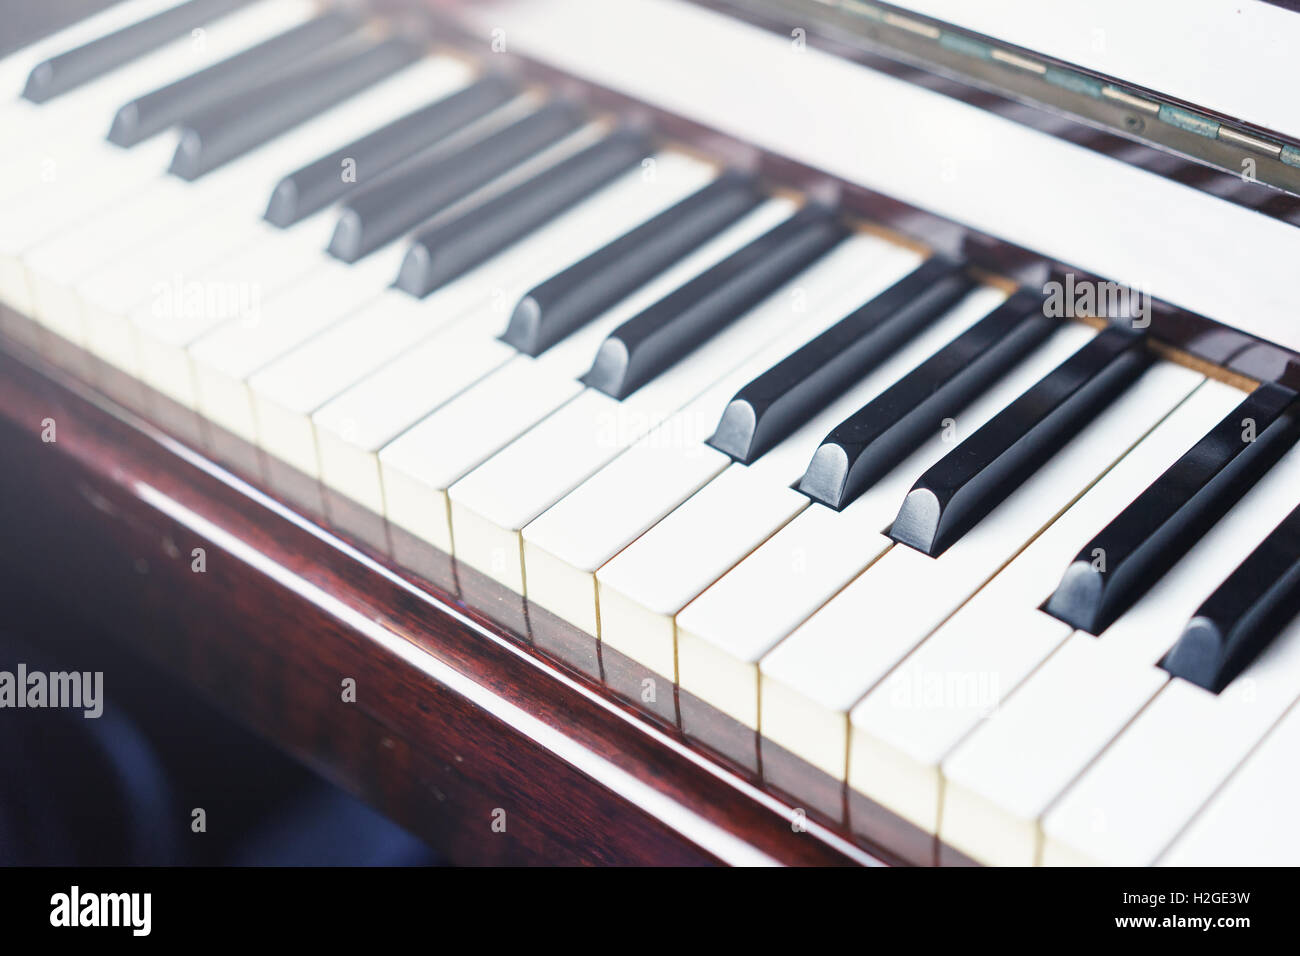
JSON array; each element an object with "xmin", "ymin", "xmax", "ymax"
[{"xmin": 4, "ymin": 0, "xmax": 1300, "ymax": 868}]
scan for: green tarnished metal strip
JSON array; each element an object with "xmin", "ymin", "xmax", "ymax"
[
  {"xmin": 1157, "ymin": 104, "xmax": 1221, "ymax": 138},
  {"xmin": 938, "ymin": 32, "xmax": 990, "ymax": 61},
  {"xmin": 1044, "ymin": 66, "xmax": 1103, "ymax": 98},
  {"xmin": 829, "ymin": 0, "xmax": 1296, "ymax": 167}
]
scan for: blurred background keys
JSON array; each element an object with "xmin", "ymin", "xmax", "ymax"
[
  {"xmin": 167, "ymin": 35, "xmax": 422, "ymax": 180},
  {"xmin": 263, "ymin": 73, "xmax": 519, "ymax": 228}
]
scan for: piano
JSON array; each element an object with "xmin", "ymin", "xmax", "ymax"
[{"xmin": 2, "ymin": 0, "xmax": 1299, "ymax": 867}]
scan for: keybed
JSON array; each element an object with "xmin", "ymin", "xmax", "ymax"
[{"xmin": 3, "ymin": 0, "xmax": 1299, "ymax": 868}]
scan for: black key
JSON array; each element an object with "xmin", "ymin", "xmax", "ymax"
[
  {"xmin": 891, "ymin": 323, "xmax": 1151, "ymax": 557},
  {"xmin": 798, "ymin": 289, "xmax": 1055, "ymax": 510},
  {"xmin": 1162, "ymin": 502, "xmax": 1300, "ymax": 693},
  {"xmin": 581, "ymin": 206, "xmax": 847, "ymax": 400},
  {"xmin": 327, "ymin": 100, "xmax": 585, "ymax": 263},
  {"xmin": 168, "ymin": 35, "xmax": 422, "ymax": 181},
  {"xmin": 501, "ymin": 171, "xmax": 761, "ymax": 357},
  {"xmin": 0, "ymin": 1, "xmax": 118, "ymax": 57},
  {"xmin": 264, "ymin": 73, "xmax": 518, "ymax": 228},
  {"xmin": 22, "ymin": 0, "xmax": 250, "ymax": 103},
  {"xmin": 1045, "ymin": 381, "xmax": 1300, "ymax": 635},
  {"xmin": 708, "ymin": 257, "xmax": 973, "ymax": 464},
  {"xmin": 108, "ymin": 11, "xmax": 359, "ymax": 147},
  {"xmin": 394, "ymin": 126, "xmax": 653, "ymax": 298}
]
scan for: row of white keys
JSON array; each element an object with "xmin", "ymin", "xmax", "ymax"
[
  {"xmin": 312, "ymin": 151, "xmax": 718, "ymax": 515},
  {"xmin": 675, "ymin": 288, "xmax": 1067, "ymax": 732},
  {"xmin": 939, "ymin": 417, "xmax": 1300, "ymax": 866},
  {"xmin": 390, "ymin": 235, "xmax": 909, "ymax": 579},
  {"xmin": 189, "ymin": 245, "xmax": 408, "ymax": 442},
  {"xmin": 244, "ymin": 123, "xmax": 647, "ymax": 483},
  {"xmin": 38, "ymin": 56, "xmax": 476, "ymax": 358},
  {"xmin": 1159, "ymin": 696, "xmax": 1300, "ymax": 865},
  {"xmin": 756, "ymin": 349, "xmax": 1204, "ymax": 783},
  {"xmin": 597, "ymin": 255, "xmax": 990, "ymax": 682},
  {"xmin": 519, "ymin": 382, "xmax": 744, "ymax": 638},
  {"xmin": 847, "ymin": 379, "xmax": 1242, "ymax": 837},
  {"xmin": 446, "ymin": 197, "xmax": 850, "ymax": 594}
]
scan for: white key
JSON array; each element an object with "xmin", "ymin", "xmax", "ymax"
[
  {"xmin": 1159, "ymin": 699, "xmax": 1300, "ymax": 866},
  {"xmin": 314, "ymin": 321, "xmax": 517, "ymax": 514},
  {"xmin": 523, "ymin": 441, "xmax": 729, "ymax": 639},
  {"xmin": 940, "ymin": 633, "xmax": 1167, "ymax": 867},
  {"xmin": 190, "ymin": 248, "xmax": 409, "ymax": 442},
  {"xmin": 249, "ymin": 289, "xmax": 454, "ymax": 478},
  {"xmin": 0, "ymin": 135, "xmax": 175, "ymax": 315},
  {"xmin": 132, "ymin": 225, "xmax": 344, "ymax": 405},
  {"xmin": 599, "ymin": 463, "xmax": 806, "ymax": 679},
  {"xmin": 78, "ymin": 210, "xmax": 294, "ymax": 373},
  {"xmin": 847, "ymin": 379, "xmax": 1240, "ymax": 836},
  {"xmin": 449, "ymin": 199, "xmax": 899, "ymax": 593},
  {"xmin": 31, "ymin": 57, "xmax": 475, "ymax": 352},
  {"xmin": 314, "ymin": 153, "xmax": 716, "ymax": 513},
  {"xmin": 1043, "ymin": 613, "xmax": 1300, "ymax": 866},
  {"xmin": 597, "ymin": 279, "xmax": 994, "ymax": 680},
  {"xmin": 757, "ymin": 354, "xmax": 1203, "ymax": 782},
  {"xmin": 381, "ymin": 359, "xmax": 592, "ymax": 557},
  {"xmin": 940, "ymin": 435, "xmax": 1300, "ymax": 866},
  {"xmin": 57, "ymin": 209, "xmax": 329, "ymax": 357}
]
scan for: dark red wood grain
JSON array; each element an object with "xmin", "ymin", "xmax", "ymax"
[{"xmin": 0, "ymin": 324, "xmax": 929, "ymax": 866}]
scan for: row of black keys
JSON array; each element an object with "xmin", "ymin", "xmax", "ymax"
[
  {"xmin": 651, "ymin": 243, "xmax": 1300, "ymax": 699},
  {"xmin": 25, "ymin": 0, "xmax": 1300, "ymax": 694}
]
